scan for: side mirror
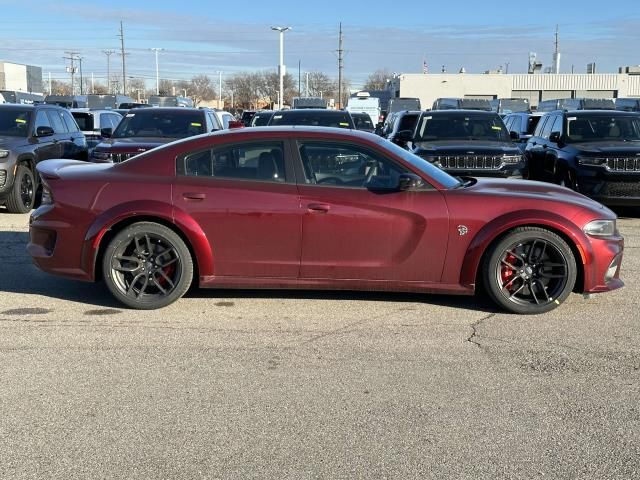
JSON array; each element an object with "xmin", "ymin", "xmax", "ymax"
[
  {"xmin": 398, "ymin": 173, "xmax": 426, "ymax": 191},
  {"xmin": 549, "ymin": 131, "xmax": 562, "ymax": 144},
  {"xmin": 510, "ymin": 131, "xmax": 520, "ymax": 141},
  {"xmin": 394, "ymin": 130, "xmax": 413, "ymax": 143},
  {"xmin": 35, "ymin": 126, "xmax": 54, "ymax": 137},
  {"xmin": 100, "ymin": 127, "xmax": 113, "ymax": 138},
  {"xmin": 228, "ymin": 120, "xmax": 244, "ymax": 129}
]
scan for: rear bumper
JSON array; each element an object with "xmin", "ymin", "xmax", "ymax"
[{"xmin": 28, "ymin": 205, "xmax": 94, "ymax": 281}]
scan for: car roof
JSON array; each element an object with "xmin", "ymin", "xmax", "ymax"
[
  {"xmin": 70, "ymin": 108, "xmax": 122, "ymax": 114},
  {"xmin": 275, "ymin": 109, "xmax": 346, "ymax": 114},
  {"xmin": 555, "ymin": 109, "xmax": 637, "ymax": 115},
  {"xmin": 124, "ymin": 107, "xmax": 203, "ymax": 114},
  {"xmin": 427, "ymin": 109, "xmax": 497, "ymax": 115},
  {"xmin": 0, "ymin": 103, "xmax": 60, "ymax": 111}
]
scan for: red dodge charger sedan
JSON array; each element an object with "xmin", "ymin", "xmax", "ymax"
[{"xmin": 28, "ymin": 127, "xmax": 624, "ymax": 314}]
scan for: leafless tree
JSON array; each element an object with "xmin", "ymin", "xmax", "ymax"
[{"xmin": 363, "ymin": 68, "xmax": 392, "ymax": 91}]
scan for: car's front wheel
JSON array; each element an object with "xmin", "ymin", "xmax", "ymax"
[
  {"xmin": 5, "ymin": 165, "xmax": 35, "ymax": 213},
  {"xmin": 102, "ymin": 222, "xmax": 193, "ymax": 309},
  {"xmin": 482, "ymin": 227, "xmax": 577, "ymax": 314}
]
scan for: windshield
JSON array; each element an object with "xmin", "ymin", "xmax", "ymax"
[
  {"xmin": 251, "ymin": 112, "xmax": 273, "ymax": 127},
  {"xmin": 0, "ymin": 109, "xmax": 31, "ymax": 137},
  {"xmin": 352, "ymin": 114, "xmax": 374, "ymax": 130},
  {"xmin": 113, "ymin": 111, "xmax": 206, "ymax": 138},
  {"xmin": 71, "ymin": 112, "xmax": 94, "ymax": 131},
  {"xmin": 566, "ymin": 114, "xmax": 640, "ymax": 143},
  {"xmin": 498, "ymin": 99, "xmax": 529, "ymax": 113},
  {"xmin": 382, "ymin": 140, "xmax": 461, "ymax": 189},
  {"xmin": 415, "ymin": 113, "xmax": 510, "ymax": 142},
  {"xmin": 269, "ymin": 111, "xmax": 353, "ymax": 128}
]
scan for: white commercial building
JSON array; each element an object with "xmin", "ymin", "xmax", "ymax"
[
  {"xmin": 0, "ymin": 61, "xmax": 43, "ymax": 93},
  {"xmin": 388, "ymin": 73, "xmax": 640, "ymax": 110}
]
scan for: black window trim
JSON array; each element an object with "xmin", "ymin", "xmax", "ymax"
[
  {"xmin": 290, "ymin": 137, "xmax": 435, "ymax": 191},
  {"xmin": 176, "ymin": 139, "xmax": 295, "ymax": 185}
]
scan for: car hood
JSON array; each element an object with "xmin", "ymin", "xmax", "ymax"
[
  {"xmin": 0, "ymin": 135, "xmax": 27, "ymax": 149},
  {"xmin": 95, "ymin": 137, "xmax": 174, "ymax": 152},
  {"xmin": 463, "ymin": 177, "xmax": 610, "ymax": 213},
  {"xmin": 570, "ymin": 141, "xmax": 640, "ymax": 155},
  {"xmin": 413, "ymin": 140, "xmax": 520, "ymax": 155}
]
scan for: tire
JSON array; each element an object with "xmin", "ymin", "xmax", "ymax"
[
  {"xmin": 556, "ymin": 167, "xmax": 576, "ymax": 190},
  {"xmin": 5, "ymin": 165, "xmax": 35, "ymax": 213},
  {"xmin": 482, "ymin": 227, "xmax": 577, "ymax": 314},
  {"xmin": 102, "ymin": 222, "xmax": 193, "ymax": 309}
]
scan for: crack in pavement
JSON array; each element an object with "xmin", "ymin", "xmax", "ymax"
[{"xmin": 467, "ymin": 313, "xmax": 496, "ymax": 348}]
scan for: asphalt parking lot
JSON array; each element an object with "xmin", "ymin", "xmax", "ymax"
[{"xmin": 1, "ymin": 210, "xmax": 639, "ymax": 479}]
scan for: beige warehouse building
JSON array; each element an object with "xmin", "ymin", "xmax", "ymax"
[{"xmin": 388, "ymin": 73, "xmax": 640, "ymax": 109}]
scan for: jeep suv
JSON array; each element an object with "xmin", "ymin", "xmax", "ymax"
[
  {"xmin": 91, "ymin": 107, "xmax": 221, "ymax": 163},
  {"xmin": 407, "ymin": 110, "xmax": 524, "ymax": 178},
  {"xmin": 0, "ymin": 104, "xmax": 88, "ymax": 213},
  {"xmin": 525, "ymin": 110, "xmax": 640, "ymax": 205},
  {"xmin": 381, "ymin": 110, "xmax": 421, "ymax": 148}
]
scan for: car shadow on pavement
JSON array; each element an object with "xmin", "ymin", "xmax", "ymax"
[
  {"xmin": 2, "ymin": 230, "xmax": 497, "ymax": 312},
  {"xmin": 0, "ymin": 230, "xmax": 123, "ymax": 309}
]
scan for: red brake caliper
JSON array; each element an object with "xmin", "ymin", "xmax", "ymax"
[{"xmin": 501, "ymin": 253, "xmax": 518, "ymax": 290}]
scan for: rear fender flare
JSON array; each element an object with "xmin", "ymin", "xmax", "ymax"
[
  {"xmin": 459, "ymin": 210, "xmax": 593, "ymax": 290},
  {"xmin": 81, "ymin": 201, "xmax": 214, "ymax": 281}
]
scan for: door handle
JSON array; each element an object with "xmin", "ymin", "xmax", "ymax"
[
  {"xmin": 307, "ymin": 203, "xmax": 330, "ymax": 213},
  {"xmin": 183, "ymin": 192, "xmax": 206, "ymax": 200}
]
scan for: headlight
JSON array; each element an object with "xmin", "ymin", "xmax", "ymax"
[
  {"xmin": 583, "ymin": 219, "xmax": 616, "ymax": 237},
  {"xmin": 502, "ymin": 155, "xmax": 522, "ymax": 165},
  {"xmin": 91, "ymin": 150, "xmax": 112, "ymax": 161},
  {"xmin": 577, "ymin": 156, "xmax": 607, "ymax": 167},
  {"xmin": 0, "ymin": 150, "xmax": 9, "ymax": 159}
]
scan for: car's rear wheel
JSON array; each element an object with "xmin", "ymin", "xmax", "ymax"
[
  {"xmin": 102, "ymin": 222, "xmax": 193, "ymax": 309},
  {"xmin": 482, "ymin": 227, "xmax": 577, "ymax": 314},
  {"xmin": 5, "ymin": 165, "xmax": 35, "ymax": 213}
]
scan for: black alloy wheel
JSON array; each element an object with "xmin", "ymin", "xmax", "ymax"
[
  {"xmin": 483, "ymin": 227, "xmax": 577, "ymax": 314},
  {"xmin": 102, "ymin": 222, "xmax": 193, "ymax": 309},
  {"xmin": 5, "ymin": 165, "xmax": 35, "ymax": 214}
]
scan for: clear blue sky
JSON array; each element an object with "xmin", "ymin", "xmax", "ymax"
[{"xmin": 0, "ymin": 0, "xmax": 638, "ymax": 90}]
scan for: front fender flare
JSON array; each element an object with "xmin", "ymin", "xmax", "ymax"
[{"xmin": 459, "ymin": 210, "xmax": 592, "ymax": 290}]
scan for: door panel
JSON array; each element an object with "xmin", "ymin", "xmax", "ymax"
[
  {"xmin": 299, "ymin": 186, "xmax": 449, "ymax": 281},
  {"xmin": 173, "ymin": 141, "xmax": 301, "ymax": 278}
]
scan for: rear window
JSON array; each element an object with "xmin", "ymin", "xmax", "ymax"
[
  {"xmin": 351, "ymin": 114, "xmax": 374, "ymax": 130},
  {"xmin": 72, "ymin": 112, "xmax": 94, "ymax": 131},
  {"xmin": 251, "ymin": 112, "xmax": 274, "ymax": 127},
  {"xmin": 268, "ymin": 111, "xmax": 353, "ymax": 129},
  {"xmin": 526, "ymin": 116, "xmax": 541, "ymax": 135}
]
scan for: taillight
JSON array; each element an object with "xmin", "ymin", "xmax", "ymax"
[{"xmin": 41, "ymin": 184, "xmax": 53, "ymax": 205}]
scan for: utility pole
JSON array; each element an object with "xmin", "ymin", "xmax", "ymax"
[
  {"xmin": 102, "ymin": 50, "xmax": 115, "ymax": 94},
  {"xmin": 48, "ymin": 72, "xmax": 52, "ymax": 95},
  {"xmin": 298, "ymin": 60, "xmax": 301, "ymax": 98},
  {"xmin": 337, "ymin": 22, "xmax": 344, "ymax": 109},
  {"xmin": 118, "ymin": 21, "xmax": 127, "ymax": 94},
  {"xmin": 63, "ymin": 51, "xmax": 80, "ymax": 95},
  {"xmin": 218, "ymin": 71, "xmax": 223, "ymax": 109},
  {"xmin": 78, "ymin": 57, "xmax": 84, "ymax": 95},
  {"xmin": 271, "ymin": 26, "xmax": 291, "ymax": 110},
  {"xmin": 306, "ymin": 72, "xmax": 309, "ymax": 96},
  {"xmin": 505, "ymin": 61, "xmax": 510, "ymax": 74},
  {"xmin": 553, "ymin": 24, "xmax": 561, "ymax": 74},
  {"xmin": 91, "ymin": 72, "xmax": 95, "ymax": 94}
]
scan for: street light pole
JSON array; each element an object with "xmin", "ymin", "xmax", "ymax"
[
  {"xmin": 271, "ymin": 26, "xmax": 291, "ymax": 110},
  {"xmin": 150, "ymin": 48, "xmax": 163, "ymax": 95},
  {"xmin": 218, "ymin": 71, "xmax": 223, "ymax": 109}
]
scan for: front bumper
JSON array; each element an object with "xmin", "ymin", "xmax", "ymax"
[
  {"xmin": 583, "ymin": 233, "xmax": 624, "ymax": 294},
  {"xmin": 576, "ymin": 170, "xmax": 640, "ymax": 206}
]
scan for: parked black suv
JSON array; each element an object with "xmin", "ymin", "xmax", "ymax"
[
  {"xmin": 404, "ymin": 110, "xmax": 524, "ymax": 178},
  {"xmin": 525, "ymin": 110, "xmax": 640, "ymax": 205},
  {"xmin": 503, "ymin": 112, "xmax": 544, "ymax": 153},
  {"xmin": 91, "ymin": 107, "xmax": 221, "ymax": 163},
  {"xmin": 381, "ymin": 110, "xmax": 421, "ymax": 148},
  {"xmin": 0, "ymin": 104, "xmax": 88, "ymax": 213}
]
